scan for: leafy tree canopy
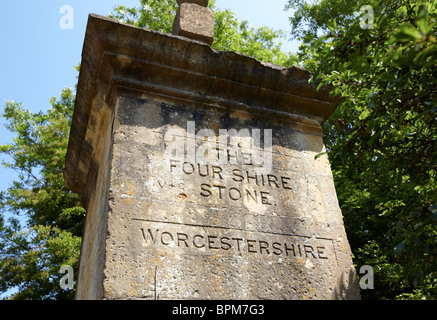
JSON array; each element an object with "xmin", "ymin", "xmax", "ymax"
[
  {"xmin": 0, "ymin": 88, "xmax": 84, "ymax": 300},
  {"xmin": 285, "ymin": 0, "xmax": 437, "ymax": 299}
]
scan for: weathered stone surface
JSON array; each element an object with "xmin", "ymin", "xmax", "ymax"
[
  {"xmin": 177, "ymin": 0, "xmax": 209, "ymax": 6},
  {"xmin": 64, "ymin": 14, "xmax": 360, "ymax": 300},
  {"xmin": 172, "ymin": 3, "xmax": 214, "ymax": 46}
]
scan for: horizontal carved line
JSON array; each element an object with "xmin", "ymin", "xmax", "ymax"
[{"xmin": 132, "ymin": 218, "xmax": 333, "ymax": 241}]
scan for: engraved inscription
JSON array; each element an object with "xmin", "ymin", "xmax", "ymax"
[
  {"xmin": 167, "ymin": 159, "xmax": 293, "ymax": 206},
  {"xmin": 136, "ymin": 220, "xmax": 333, "ymax": 261}
]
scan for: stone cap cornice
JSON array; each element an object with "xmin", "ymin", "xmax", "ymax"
[{"xmin": 64, "ymin": 14, "xmax": 340, "ymax": 202}]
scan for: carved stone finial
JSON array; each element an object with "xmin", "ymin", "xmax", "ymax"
[
  {"xmin": 177, "ymin": 0, "xmax": 209, "ymax": 6},
  {"xmin": 172, "ymin": 0, "xmax": 214, "ymax": 46}
]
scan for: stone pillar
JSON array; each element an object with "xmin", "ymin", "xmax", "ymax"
[{"xmin": 64, "ymin": 14, "xmax": 360, "ymax": 300}]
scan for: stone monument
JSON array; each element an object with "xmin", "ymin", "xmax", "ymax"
[{"xmin": 64, "ymin": 2, "xmax": 360, "ymax": 300}]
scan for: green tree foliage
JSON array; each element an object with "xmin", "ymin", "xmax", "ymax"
[
  {"xmin": 285, "ymin": 0, "xmax": 437, "ymax": 299},
  {"xmin": 0, "ymin": 88, "xmax": 84, "ymax": 299}
]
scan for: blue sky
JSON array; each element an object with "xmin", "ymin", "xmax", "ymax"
[{"xmin": 0, "ymin": 0, "xmax": 297, "ymax": 112}]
